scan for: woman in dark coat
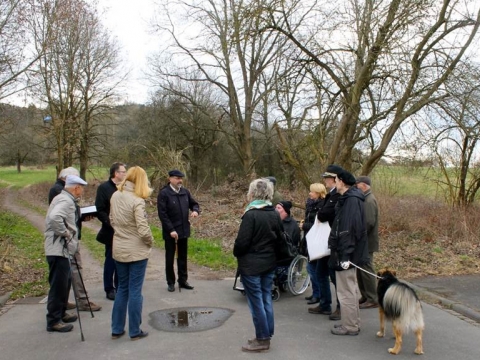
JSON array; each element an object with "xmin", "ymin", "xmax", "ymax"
[{"xmin": 233, "ymin": 178, "xmax": 283, "ymax": 353}]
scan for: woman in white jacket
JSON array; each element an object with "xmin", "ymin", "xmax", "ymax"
[{"xmin": 109, "ymin": 166, "xmax": 153, "ymax": 341}]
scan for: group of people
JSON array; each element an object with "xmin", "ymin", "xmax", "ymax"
[
  {"xmin": 233, "ymin": 165, "xmax": 379, "ymax": 352},
  {"xmin": 43, "ymin": 162, "xmax": 378, "ymax": 351},
  {"xmin": 44, "ymin": 165, "xmax": 200, "ymax": 340}
]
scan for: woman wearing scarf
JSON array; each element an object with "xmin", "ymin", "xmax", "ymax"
[{"xmin": 233, "ymin": 178, "xmax": 284, "ymax": 353}]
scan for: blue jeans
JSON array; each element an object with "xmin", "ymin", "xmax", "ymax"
[
  {"xmin": 241, "ymin": 272, "xmax": 275, "ymax": 340},
  {"xmin": 316, "ymin": 256, "xmax": 332, "ymax": 312},
  {"xmin": 104, "ymin": 244, "xmax": 118, "ymax": 293},
  {"xmin": 112, "ymin": 259, "xmax": 148, "ymax": 337},
  {"xmin": 307, "ymin": 260, "xmax": 320, "ymax": 298}
]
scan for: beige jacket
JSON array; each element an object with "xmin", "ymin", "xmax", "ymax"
[{"xmin": 110, "ymin": 181, "xmax": 153, "ymax": 262}]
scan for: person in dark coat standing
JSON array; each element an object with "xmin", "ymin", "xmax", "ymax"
[
  {"xmin": 95, "ymin": 162, "xmax": 127, "ymax": 301},
  {"xmin": 157, "ymin": 170, "xmax": 200, "ymax": 292},
  {"xmin": 309, "ymin": 164, "xmax": 344, "ymax": 319},
  {"xmin": 234, "ymin": 178, "xmax": 284, "ymax": 352},
  {"xmin": 328, "ymin": 169, "xmax": 369, "ymax": 336},
  {"xmin": 355, "ymin": 176, "xmax": 379, "ymax": 309}
]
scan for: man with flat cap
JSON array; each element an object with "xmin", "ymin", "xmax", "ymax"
[
  {"xmin": 44, "ymin": 175, "xmax": 87, "ymax": 332},
  {"xmin": 309, "ymin": 164, "xmax": 344, "ymax": 319},
  {"xmin": 355, "ymin": 176, "xmax": 379, "ymax": 309},
  {"xmin": 157, "ymin": 170, "xmax": 200, "ymax": 292},
  {"xmin": 328, "ymin": 169, "xmax": 368, "ymax": 336}
]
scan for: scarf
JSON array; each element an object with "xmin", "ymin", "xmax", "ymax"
[{"xmin": 244, "ymin": 199, "xmax": 271, "ymax": 213}]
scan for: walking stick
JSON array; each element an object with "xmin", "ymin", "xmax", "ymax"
[
  {"xmin": 176, "ymin": 238, "xmax": 180, "ymax": 293},
  {"xmin": 63, "ymin": 238, "xmax": 85, "ymax": 341}
]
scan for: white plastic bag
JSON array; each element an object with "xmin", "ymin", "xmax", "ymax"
[{"xmin": 305, "ymin": 218, "xmax": 331, "ymax": 261}]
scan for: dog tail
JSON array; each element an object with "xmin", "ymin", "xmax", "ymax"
[{"xmin": 383, "ymin": 283, "xmax": 424, "ymax": 333}]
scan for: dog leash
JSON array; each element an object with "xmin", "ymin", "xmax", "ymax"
[{"xmin": 348, "ymin": 261, "xmax": 383, "ymax": 279}]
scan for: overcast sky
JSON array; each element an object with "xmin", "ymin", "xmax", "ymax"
[{"xmin": 99, "ymin": 0, "xmax": 158, "ymax": 104}]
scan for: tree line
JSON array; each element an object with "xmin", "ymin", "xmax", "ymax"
[{"xmin": 1, "ymin": 0, "xmax": 480, "ymax": 206}]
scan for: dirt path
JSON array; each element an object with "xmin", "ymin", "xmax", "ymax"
[{"xmin": 2, "ymin": 188, "xmax": 227, "ymax": 288}]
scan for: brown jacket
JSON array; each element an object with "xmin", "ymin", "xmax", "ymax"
[{"xmin": 110, "ymin": 181, "xmax": 153, "ymax": 262}]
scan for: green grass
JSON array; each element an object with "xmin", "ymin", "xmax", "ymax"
[
  {"xmin": 80, "ymin": 227, "xmax": 106, "ymax": 264},
  {"xmin": 150, "ymin": 226, "xmax": 236, "ymax": 271},
  {"xmin": 0, "ymin": 211, "xmax": 49, "ymax": 299},
  {"xmin": 0, "ymin": 166, "xmax": 57, "ymax": 189}
]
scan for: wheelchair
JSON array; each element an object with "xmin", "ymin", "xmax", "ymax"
[{"xmin": 233, "ymin": 254, "xmax": 310, "ymax": 301}]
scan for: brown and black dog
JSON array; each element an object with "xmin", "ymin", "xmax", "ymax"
[{"xmin": 376, "ymin": 268, "xmax": 424, "ymax": 355}]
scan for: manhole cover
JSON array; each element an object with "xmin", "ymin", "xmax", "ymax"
[{"xmin": 149, "ymin": 307, "xmax": 234, "ymax": 332}]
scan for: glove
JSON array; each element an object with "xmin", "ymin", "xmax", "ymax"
[{"xmin": 340, "ymin": 261, "xmax": 349, "ymax": 270}]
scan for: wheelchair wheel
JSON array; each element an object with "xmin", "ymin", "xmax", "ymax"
[
  {"xmin": 287, "ymin": 255, "xmax": 310, "ymax": 295},
  {"xmin": 272, "ymin": 288, "xmax": 280, "ymax": 302}
]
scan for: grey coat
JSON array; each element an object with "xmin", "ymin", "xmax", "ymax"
[
  {"xmin": 44, "ymin": 190, "xmax": 79, "ymax": 257},
  {"xmin": 364, "ymin": 190, "xmax": 379, "ymax": 253}
]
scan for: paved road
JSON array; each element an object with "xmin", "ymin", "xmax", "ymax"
[{"xmin": 1, "ymin": 277, "xmax": 480, "ymax": 360}]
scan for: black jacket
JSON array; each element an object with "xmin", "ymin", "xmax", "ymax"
[
  {"xmin": 283, "ymin": 215, "xmax": 301, "ymax": 248},
  {"xmin": 317, "ymin": 188, "xmax": 340, "ymax": 227},
  {"xmin": 328, "ymin": 187, "xmax": 369, "ymax": 270},
  {"xmin": 302, "ymin": 198, "xmax": 324, "ymax": 234},
  {"xmin": 95, "ymin": 178, "xmax": 117, "ymax": 245},
  {"xmin": 48, "ymin": 179, "xmax": 65, "ymax": 205},
  {"xmin": 234, "ymin": 206, "xmax": 283, "ymax": 276},
  {"xmin": 157, "ymin": 184, "xmax": 200, "ymax": 240}
]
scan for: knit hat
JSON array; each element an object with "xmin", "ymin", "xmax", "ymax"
[{"xmin": 277, "ymin": 200, "xmax": 292, "ymax": 216}]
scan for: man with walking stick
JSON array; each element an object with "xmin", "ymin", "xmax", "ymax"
[
  {"xmin": 157, "ymin": 170, "xmax": 200, "ymax": 292},
  {"xmin": 44, "ymin": 175, "xmax": 88, "ymax": 333}
]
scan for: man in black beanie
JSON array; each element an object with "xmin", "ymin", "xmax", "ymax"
[
  {"xmin": 328, "ymin": 169, "xmax": 369, "ymax": 336},
  {"xmin": 275, "ymin": 201, "xmax": 301, "ymax": 248}
]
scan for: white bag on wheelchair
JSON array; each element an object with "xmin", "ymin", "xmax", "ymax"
[{"xmin": 305, "ymin": 218, "xmax": 331, "ymax": 261}]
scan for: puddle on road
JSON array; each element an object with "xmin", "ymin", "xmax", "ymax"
[{"xmin": 149, "ymin": 307, "xmax": 234, "ymax": 332}]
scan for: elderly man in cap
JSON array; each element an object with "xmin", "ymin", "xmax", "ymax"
[
  {"xmin": 309, "ymin": 164, "xmax": 344, "ymax": 319},
  {"xmin": 328, "ymin": 169, "xmax": 368, "ymax": 336},
  {"xmin": 157, "ymin": 170, "xmax": 200, "ymax": 292},
  {"xmin": 275, "ymin": 200, "xmax": 301, "ymax": 248},
  {"xmin": 48, "ymin": 168, "xmax": 102, "ymax": 312},
  {"xmin": 44, "ymin": 175, "xmax": 88, "ymax": 332},
  {"xmin": 355, "ymin": 176, "xmax": 379, "ymax": 309}
]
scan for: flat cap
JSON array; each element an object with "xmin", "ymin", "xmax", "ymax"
[
  {"xmin": 322, "ymin": 164, "xmax": 344, "ymax": 178},
  {"xmin": 168, "ymin": 169, "xmax": 185, "ymax": 177},
  {"xmin": 65, "ymin": 175, "xmax": 87, "ymax": 186},
  {"xmin": 355, "ymin": 176, "xmax": 371, "ymax": 186},
  {"xmin": 336, "ymin": 169, "xmax": 356, "ymax": 186}
]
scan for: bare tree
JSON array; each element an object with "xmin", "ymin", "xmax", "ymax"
[
  {"xmin": 0, "ymin": 0, "xmax": 46, "ymax": 100},
  {"xmin": 30, "ymin": 0, "xmax": 124, "ymax": 178},
  {"xmin": 424, "ymin": 62, "xmax": 480, "ymax": 206},
  {"xmin": 150, "ymin": 0, "xmax": 290, "ymax": 175},
  {"xmin": 262, "ymin": 0, "xmax": 480, "ymax": 174}
]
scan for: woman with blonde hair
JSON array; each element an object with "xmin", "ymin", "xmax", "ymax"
[
  {"xmin": 301, "ymin": 183, "xmax": 327, "ymax": 306},
  {"xmin": 109, "ymin": 166, "xmax": 153, "ymax": 341}
]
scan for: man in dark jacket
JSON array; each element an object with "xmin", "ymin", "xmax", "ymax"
[
  {"xmin": 95, "ymin": 162, "xmax": 126, "ymax": 300},
  {"xmin": 157, "ymin": 170, "xmax": 200, "ymax": 292},
  {"xmin": 328, "ymin": 169, "xmax": 368, "ymax": 336},
  {"xmin": 275, "ymin": 200, "xmax": 301, "ymax": 249},
  {"xmin": 309, "ymin": 164, "xmax": 344, "ymax": 318}
]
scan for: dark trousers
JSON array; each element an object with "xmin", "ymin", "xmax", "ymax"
[
  {"xmin": 104, "ymin": 244, "xmax": 118, "ymax": 293},
  {"xmin": 317, "ymin": 255, "xmax": 341, "ymax": 311},
  {"xmin": 46, "ymin": 256, "xmax": 70, "ymax": 328},
  {"xmin": 165, "ymin": 237, "xmax": 188, "ymax": 285}
]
